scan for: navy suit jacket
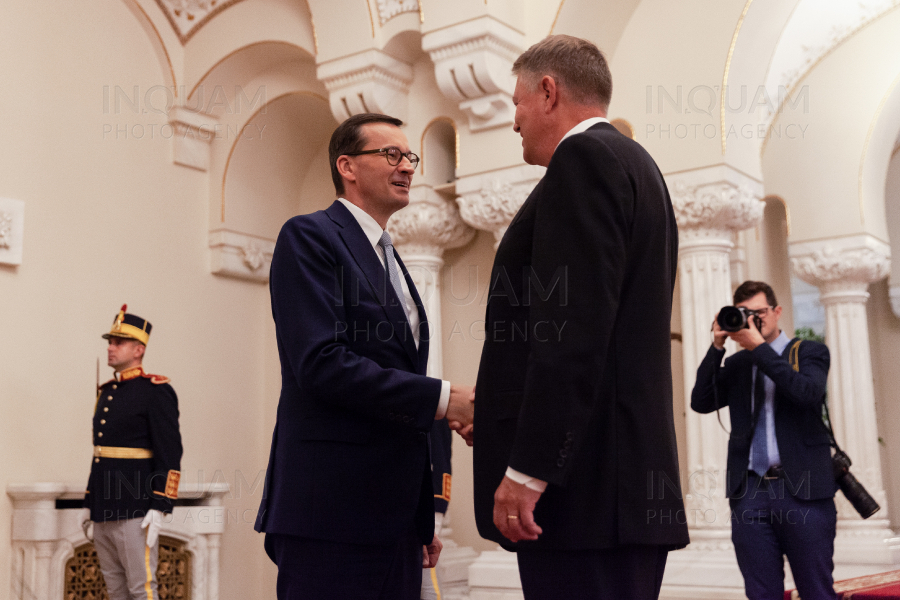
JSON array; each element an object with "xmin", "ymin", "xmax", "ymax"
[
  {"xmin": 691, "ymin": 338, "xmax": 837, "ymax": 500},
  {"xmin": 255, "ymin": 200, "xmax": 443, "ymax": 546}
]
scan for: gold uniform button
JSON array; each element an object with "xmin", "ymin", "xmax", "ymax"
[
  {"xmin": 112, "ymin": 384, "xmax": 117, "ymax": 390},
  {"xmin": 94, "ymin": 458, "xmax": 100, "ymax": 463},
  {"xmin": 103, "ymin": 407, "xmax": 109, "ymax": 412},
  {"xmin": 100, "ymin": 419, "xmax": 106, "ymax": 425},
  {"xmin": 107, "ymin": 396, "xmax": 113, "ymax": 400},
  {"xmin": 98, "ymin": 432, "xmax": 103, "ymax": 437}
]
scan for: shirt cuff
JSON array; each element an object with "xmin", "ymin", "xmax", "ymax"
[
  {"xmin": 435, "ymin": 380, "xmax": 451, "ymax": 419},
  {"xmin": 505, "ymin": 467, "xmax": 548, "ymax": 493}
]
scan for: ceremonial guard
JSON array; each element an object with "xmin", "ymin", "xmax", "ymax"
[{"xmin": 84, "ymin": 305, "xmax": 182, "ymax": 600}]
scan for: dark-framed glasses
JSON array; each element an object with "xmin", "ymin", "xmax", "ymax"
[{"xmin": 345, "ymin": 146, "xmax": 419, "ymax": 169}]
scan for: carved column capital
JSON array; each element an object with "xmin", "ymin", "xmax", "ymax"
[
  {"xmin": 0, "ymin": 196, "xmax": 24, "ymax": 266},
  {"xmin": 388, "ymin": 186, "xmax": 474, "ymax": 258},
  {"xmin": 209, "ymin": 229, "xmax": 275, "ymax": 283},
  {"xmin": 317, "ymin": 50, "xmax": 414, "ymax": 123},
  {"xmin": 455, "ymin": 165, "xmax": 544, "ymax": 247},
  {"xmin": 665, "ymin": 165, "xmax": 764, "ymax": 254},
  {"xmin": 790, "ymin": 235, "xmax": 890, "ymax": 303},
  {"xmin": 422, "ymin": 17, "xmax": 524, "ymax": 132}
]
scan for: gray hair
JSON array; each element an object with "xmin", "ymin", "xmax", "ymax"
[{"xmin": 512, "ymin": 35, "xmax": 612, "ymax": 108}]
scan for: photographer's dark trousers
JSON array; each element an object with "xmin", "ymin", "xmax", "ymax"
[{"xmin": 730, "ymin": 473, "xmax": 837, "ymax": 600}]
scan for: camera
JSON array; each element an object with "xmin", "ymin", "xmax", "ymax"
[
  {"xmin": 832, "ymin": 450, "xmax": 880, "ymax": 519},
  {"xmin": 717, "ymin": 306, "xmax": 763, "ymax": 332}
]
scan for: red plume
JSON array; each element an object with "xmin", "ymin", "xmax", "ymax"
[{"xmin": 121, "ymin": 304, "xmax": 127, "ymax": 312}]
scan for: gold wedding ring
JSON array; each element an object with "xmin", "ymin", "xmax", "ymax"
[{"xmin": 507, "ymin": 515, "xmax": 519, "ymax": 519}]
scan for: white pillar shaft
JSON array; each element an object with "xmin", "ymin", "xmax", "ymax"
[
  {"xmin": 822, "ymin": 292, "xmax": 888, "ymax": 519},
  {"xmin": 679, "ymin": 234, "xmax": 735, "ymax": 528},
  {"xmin": 402, "ymin": 254, "xmax": 445, "ymax": 379}
]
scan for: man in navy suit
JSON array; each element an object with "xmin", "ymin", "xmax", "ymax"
[
  {"xmin": 255, "ymin": 113, "xmax": 474, "ymax": 600},
  {"xmin": 692, "ymin": 280, "xmax": 836, "ymax": 600}
]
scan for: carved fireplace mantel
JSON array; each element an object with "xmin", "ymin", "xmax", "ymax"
[{"xmin": 8, "ymin": 481, "xmax": 230, "ymax": 600}]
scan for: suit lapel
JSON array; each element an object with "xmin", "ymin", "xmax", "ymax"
[
  {"xmin": 396, "ymin": 253, "xmax": 429, "ymax": 374},
  {"xmin": 326, "ymin": 202, "xmax": 419, "ymax": 367}
]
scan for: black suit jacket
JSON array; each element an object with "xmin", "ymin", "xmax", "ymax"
[
  {"xmin": 473, "ymin": 122, "xmax": 689, "ymax": 550},
  {"xmin": 255, "ymin": 200, "xmax": 442, "ymax": 546},
  {"xmin": 691, "ymin": 338, "xmax": 836, "ymax": 500}
]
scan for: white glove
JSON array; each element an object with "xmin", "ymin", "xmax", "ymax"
[
  {"xmin": 81, "ymin": 508, "xmax": 93, "ymax": 542},
  {"xmin": 434, "ymin": 511, "xmax": 444, "ymax": 537},
  {"xmin": 141, "ymin": 509, "xmax": 163, "ymax": 548}
]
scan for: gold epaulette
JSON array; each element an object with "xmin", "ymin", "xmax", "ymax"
[{"xmin": 142, "ymin": 373, "xmax": 171, "ymax": 385}]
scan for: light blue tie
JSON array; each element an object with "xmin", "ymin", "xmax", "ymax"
[
  {"xmin": 750, "ymin": 367, "xmax": 769, "ymax": 477},
  {"xmin": 378, "ymin": 231, "xmax": 407, "ymax": 314}
]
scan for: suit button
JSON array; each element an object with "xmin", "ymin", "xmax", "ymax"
[
  {"xmin": 566, "ymin": 432, "xmax": 574, "ymax": 440},
  {"xmin": 563, "ymin": 441, "xmax": 572, "ymax": 449},
  {"xmin": 100, "ymin": 420, "xmax": 106, "ymax": 425},
  {"xmin": 557, "ymin": 458, "xmax": 565, "ymax": 467},
  {"xmin": 389, "ymin": 412, "xmax": 395, "ymax": 419},
  {"xmin": 98, "ymin": 432, "xmax": 103, "ymax": 438},
  {"xmin": 403, "ymin": 416, "xmax": 411, "ymax": 424},
  {"xmin": 559, "ymin": 450, "xmax": 568, "ymax": 458},
  {"xmin": 103, "ymin": 407, "xmax": 109, "ymax": 412}
]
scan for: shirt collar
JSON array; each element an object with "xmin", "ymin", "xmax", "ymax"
[
  {"xmin": 556, "ymin": 117, "xmax": 610, "ymax": 150},
  {"xmin": 769, "ymin": 330, "xmax": 791, "ymax": 355},
  {"xmin": 338, "ymin": 198, "xmax": 384, "ymax": 247}
]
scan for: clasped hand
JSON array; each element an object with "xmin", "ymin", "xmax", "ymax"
[{"xmin": 446, "ymin": 385, "xmax": 475, "ymax": 446}]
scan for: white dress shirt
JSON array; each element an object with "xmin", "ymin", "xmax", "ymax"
[
  {"xmin": 505, "ymin": 116, "xmax": 610, "ymax": 494},
  {"xmin": 338, "ymin": 199, "xmax": 451, "ymax": 419}
]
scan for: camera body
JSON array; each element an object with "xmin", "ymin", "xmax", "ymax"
[
  {"xmin": 832, "ymin": 450, "xmax": 880, "ymax": 519},
  {"xmin": 717, "ymin": 306, "xmax": 763, "ymax": 333}
]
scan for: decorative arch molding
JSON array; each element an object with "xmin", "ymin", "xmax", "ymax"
[
  {"xmin": 210, "ymin": 91, "xmax": 334, "ymax": 282},
  {"xmin": 763, "ymin": 0, "xmax": 900, "ymax": 125},
  {"xmin": 122, "ymin": 0, "xmax": 180, "ymax": 93},
  {"xmin": 153, "ymin": 0, "xmax": 247, "ymax": 44}
]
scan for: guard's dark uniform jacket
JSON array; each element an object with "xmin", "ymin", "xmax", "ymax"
[{"xmin": 84, "ymin": 366, "xmax": 182, "ymax": 522}]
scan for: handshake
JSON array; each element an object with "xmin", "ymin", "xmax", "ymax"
[{"xmin": 445, "ymin": 384, "xmax": 475, "ymax": 446}]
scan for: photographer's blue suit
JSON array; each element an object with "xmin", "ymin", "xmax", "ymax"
[
  {"xmin": 692, "ymin": 337, "xmax": 837, "ymax": 600},
  {"xmin": 255, "ymin": 200, "xmax": 443, "ymax": 599}
]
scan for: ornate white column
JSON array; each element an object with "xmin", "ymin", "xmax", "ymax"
[
  {"xmin": 389, "ymin": 185, "xmax": 475, "ymax": 378},
  {"xmin": 668, "ymin": 166, "xmax": 765, "ymax": 536},
  {"xmin": 388, "ymin": 185, "xmax": 478, "ymax": 598},
  {"xmin": 455, "ymin": 164, "xmax": 545, "ymax": 246},
  {"xmin": 791, "ymin": 236, "xmax": 891, "ymax": 531}
]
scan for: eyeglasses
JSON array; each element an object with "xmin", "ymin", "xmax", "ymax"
[
  {"xmin": 344, "ymin": 146, "xmax": 420, "ymax": 169},
  {"xmin": 751, "ymin": 306, "xmax": 775, "ymax": 318}
]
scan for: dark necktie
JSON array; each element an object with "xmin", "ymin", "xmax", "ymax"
[{"xmin": 750, "ymin": 367, "xmax": 769, "ymax": 477}]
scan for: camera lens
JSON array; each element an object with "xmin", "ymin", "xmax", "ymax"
[{"xmin": 717, "ymin": 306, "xmax": 746, "ymax": 332}]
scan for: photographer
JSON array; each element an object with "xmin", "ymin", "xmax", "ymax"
[{"xmin": 691, "ymin": 281, "xmax": 836, "ymax": 600}]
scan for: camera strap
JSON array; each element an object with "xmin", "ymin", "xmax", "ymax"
[
  {"xmin": 789, "ymin": 340, "xmax": 845, "ymax": 455},
  {"xmin": 711, "ymin": 352, "xmax": 767, "ymax": 441}
]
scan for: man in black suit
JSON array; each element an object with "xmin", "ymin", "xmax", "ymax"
[
  {"xmin": 255, "ymin": 113, "xmax": 474, "ymax": 600},
  {"xmin": 692, "ymin": 280, "xmax": 836, "ymax": 600},
  {"xmin": 471, "ymin": 35, "xmax": 689, "ymax": 600}
]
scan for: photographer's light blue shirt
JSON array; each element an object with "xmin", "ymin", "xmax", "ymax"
[{"xmin": 749, "ymin": 330, "xmax": 790, "ymax": 472}]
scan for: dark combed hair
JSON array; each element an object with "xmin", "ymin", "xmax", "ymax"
[
  {"xmin": 328, "ymin": 113, "xmax": 403, "ymax": 195},
  {"xmin": 512, "ymin": 34, "xmax": 612, "ymax": 108},
  {"xmin": 733, "ymin": 281, "xmax": 778, "ymax": 307}
]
